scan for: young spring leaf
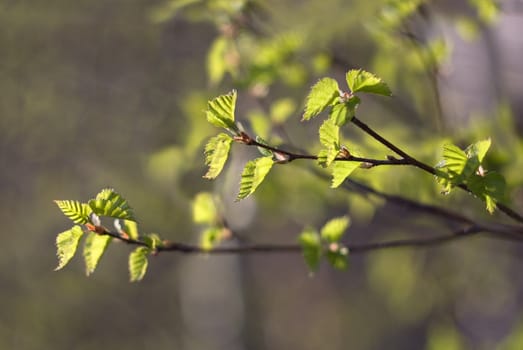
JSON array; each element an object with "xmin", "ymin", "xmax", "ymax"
[
  {"xmin": 142, "ymin": 233, "xmax": 163, "ymax": 250},
  {"xmin": 331, "ymin": 159, "xmax": 361, "ymax": 188},
  {"xmin": 318, "ymin": 119, "xmax": 340, "ymax": 167},
  {"xmin": 204, "ymin": 133, "xmax": 233, "ymax": 179},
  {"xmin": 54, "ymin": 200, "xmax": 92, "ymax": 224},
  {"xmin": 200, "ymin": 227, "xmax": 223, "ymax": 250},
  {"xmin": 207, "ymin": 36, "xmax": 229, "ymax": 86},
  {"xmin": 237, "ymin": 156, "xmax": 274, "ymax": 200},
  {"xmin": 299, "ymin": 228, "xmax": 322, "ymax": 271},
  {"xmin": 436, "ymin": 139, "xmax": 492, "ymax": 192},
  {"xmin": 206, "ymin": 90, "xmax": 239, "ymax": 134},
  {"xmin": 88, "ymin": 188, "xmax": 135, "ymax": 221},
  {"xmin": 129, "ymin": 246, "xmax": 150, "ymax": 282},
  {"xmin": 55, "ymin": 225, "xmax": 84, "ymax": 271},
  {"xmin": 346, "ymin": 69, "xmax": 392, "ymax": 96},
  {"xmin": 192, "ymin": 192, "xmax": 218, "ymax": 225},
  {"xmin": 255, "ymin": 136, "xmax": 274, "ymax": 157},
  {"xmin": 325, "ymin": 244, "xmax": 349, "ymax": 270},
  {"xmin": 302, "ymin": 77, "xmax": 339, "ymax": 121},
  {"xmin": 320, "ymin": 216, "xmax": 350, "ymax": 243},
  {"xmin": 468, "ymin": 172, "xmax": 506, "ymax": 213},
  {"xmin": 83, "ymin": 232, "xmax": 112, "ymax": 276},
  {"xmin": 329, "ymin": 98, "xmax": 359, "ymax": 126},
  {"xmin": 122, "ymin": 219, "xmax": 139, "ymax": 240}
]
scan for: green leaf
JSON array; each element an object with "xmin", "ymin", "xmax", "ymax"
[
  {"xmin": 200, "ymin": 227, "xmax": 223, "ymax": 250},
  {"xmin": 321, "ymin": 216, "xmax": 350, "ymax": 243},
  {"xmin": 318, "ymin": 119, "xmax": 340, "ymax": 167},
  {"xmin": 192, "ymin": 192, "xmax": 218, "ymax": 224},
  {"xmin": 255, "ymin": 136, "xmax": 274, "ymax": 157},
  {"xmin": 237, "ymin": 156, "xmax": 274, "ymax": 200},
  {"xmin": 346, "ymin": 69, "xmax": 392, "ymax": 96},
  {"xmin": 468, "ymin": 172, "xmax": 506, "ymax": 213},
  {"xmin": 206, "ymin": 90, "xmax": 239, "ymax": 133},
  {"xmin": 329, "ymin": 97, "xmax": 359, "ymax": 126},
  {"xmin": 270, "ymin": 98, "xmax": 296, "ymax": 124},
  {"xmin": 123, "ymin": 219, "xmax": 139, "ymax": 240},
  {"xmin": 331, "ymin": 159, "xmax": 361, "ymax": 188},
  {"xmin": 129, "ymin": 246, "xmax": 150, "ymax": 282},
  {"xmin": 142, "ymin": 233, "xmax": 163, "ymax": 250},
  {"xmin": 54, "ymin": 200, "xmax": 92, "ymax": 224},
  {"xmin": 83, "ymin": 232, "xmax": 112, "ymax": 276},
  {"xmin": 299, "ymin": 228, "xmax": 322, "ymax": 271},
  {"xmin": 436, "ymin": 139, "xmax": 492, "ymax": 191},
  {"xmin": 55, "ymin": 225, "xmax": 84, "ymax": 271},
  {"xmin": 325, "ymin": 245, "xmax": 349, "ymax": 270},
  {"xmin": 207, "ymin": 36, "xmax": 228, "ymax": 85},
  {"xmin": 88, "ymin": 188, "xmax": 135, "ymax": 221},
  {"xmin": 302, "ymin": 77, "xmax": 339, "ymax": 121},
  {"xmin": 204, "ymin": 133, "xmax": 233, "ymax": 179}
]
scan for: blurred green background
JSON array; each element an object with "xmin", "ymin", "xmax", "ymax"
[{"xmin": 2, "ymin": 0, "xmax": 523, "ymax": 349}]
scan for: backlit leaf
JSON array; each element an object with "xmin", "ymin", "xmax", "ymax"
[
  {"xmin": 321, "ymin": 216, "xmax": 350, "ymax": 243},
  {"xmin": 302, "ymin": 78, "xmax": 339, "ymax": 120},
  {"xmin": 346, "ymin": 69, "xmax": 392, "ymax": 96},
  {"xmin": 83, "ymin": 232, "xmax": 112, "ymax": 276},
  {"xmin": 318, "ymin": 119, "xmax": 340, "ymax": 167},
  {"xmin": 468, "ymin": 172, "xmax": 506, "ymax": 213},
  {"xmin": 204, "ymin": 133, "xmax": 233, "ymax": 179},
  {"xmin": 88, "ymin": 188, "xmax": 135, "ymax": 221},
  {"xmin": 54, "ymin": 200, "xmax": 92, "ymax": 224},
  {"xmin": 299, "ymin": 228, "xmax": 322, "ymax": 271},
  {"xmin": 237, "ymin": 156, "xmax": 274, "ymax": 200},
  {"xmin": 200, "ymin": 227, "xmax": 223, "ymax": 250},
  {"xmin": 206, "ymin": 90, "xmax": 239, "ymax": 133},
  {"xmin": 329, "ymin": 97, "xmax": 359, "ymax": 126},
  {"xmin": 55, "ymin": 225, "xmax": 84, "ymax": 271},
  {"xmin": 331, "ymin": 159, "xmax": 361, "ymax": 188},
  {"xmin": 129, "ymin": 246, "xmax": 150, "ymax": 282}
]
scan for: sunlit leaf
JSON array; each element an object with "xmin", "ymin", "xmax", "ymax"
[
  {"xmin": 88, "ymin": 188, "xmax": 135, "ymax": 221},
  {"xmin": 329, "ymin": 97, "xmax": 359, "ymax": 126},
  {"xmin": 206, "ymin": 90, "xmax": 239, "ymax": 133},
  {"xmin": 204, "ymin": 133, "xmax": 233, "ymax": 179},
  {"xmin": 255, "ymin": 136, "xmax": 273, "ymax": 157},
  {"xmin": 237, "ymin": 156, "xmax": 274, "ymax": 200},
  {"xmin": 331, "ymin": 159, "xmax": 361, "ymax": 188},
  {"xmin": 207, "ymin": 36, "xmax": 228, "ymax": 85},
  {"xmin": 54, "ymin": 200, "xmax": 92, "ymax": 224},
  {"xmin": 142, "ymin": 233, "xmax": 163, "ymax": 250},
  {"xmin": 317, "ymin": 119, "xmax": 340, "ymax": 167},
  {"xmin": 468, "ymin": 172, "xmax": 506, "ymax": 213},
  {"xmin": 299, "ymin": 228, "xmax": 322, "ymax": 271},
  {"xmin": 200, "ymin": 227, "xmax": 223, "ymax": 250},
  {"xmin": 123, "ymin": 220, "xmax": 139, "ymax": 240},
  {"xmin": 346, "ymin": 69, "xmax": 392, "ymax": 96},
  {"xmin": 436, "ymin": 139, "xmax": 492, "ymax": 191},
  {"xmin": 83, "ymin": 232, "xmax": 112, "ymax": 276},
  {"xmin": 192, "ymin": 192, "xmax": 218, "ymax": 224},
  {"xmin": 321, "ymin": 216, "xmax": 350, "ymax": 243},
  {"xmin": 302, "ymin": 78, "xmax": 339, "ymax": 121},
  {"xmin": 129, "ymin": 246, "xmax": 150, "ymax": 282},
  {"xmin": 55, "ymin": 225, "xmax": 84, "ymax": 271}
]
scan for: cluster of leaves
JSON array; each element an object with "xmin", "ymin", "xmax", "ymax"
[
  {"xmin": 435, "ymin": 138, "xmax": 506, "ymax": 213},
  {"xmin": 299, "ymin": 216, "xmax": 351, "ymax": 271},
  {"xmin": 54, "ymin": 189, "xmax": 161, "ymax": 282},
  {"xmin": 54, "ymin": 67, "xmax": 510, "ymax": 279}
]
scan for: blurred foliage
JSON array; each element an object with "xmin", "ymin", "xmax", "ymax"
[{"xmin": 2, "ymin": 0, "xmax": 523, "ymax": 349}]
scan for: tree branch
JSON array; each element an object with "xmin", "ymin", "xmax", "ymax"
[{"xmin": 350, "ymin": 116, "xmax": 523, "ymax": 224}]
